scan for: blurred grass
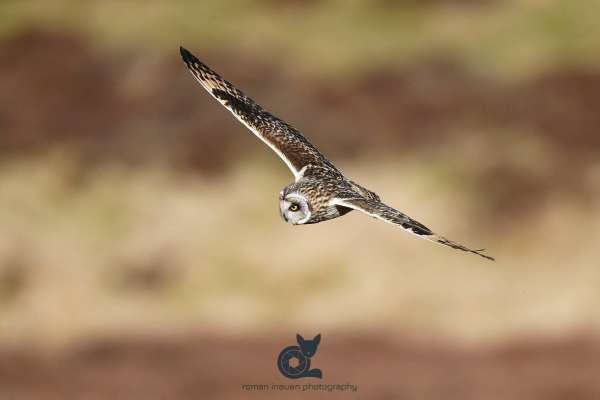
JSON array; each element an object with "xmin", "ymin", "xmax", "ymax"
[
  {"xmin": 1, "ymin": 155, "xmax": 599, "ymax": 348},
  {"xmin": 1, "ymin": 0, "xmax": 600, "ymax": 80},
  {"xmin": 1, "ymin": 0, "xmax": 600, "ymax": 351}
]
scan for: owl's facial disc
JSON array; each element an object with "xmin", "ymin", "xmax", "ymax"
[{"xmin": 280, "ymin": 193, "xmax": 311, "ymax": 225}]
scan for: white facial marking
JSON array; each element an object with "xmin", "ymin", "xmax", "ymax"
[{"xmin": 280, "ymin": 193, "xmax": 311, "ymax": 225}]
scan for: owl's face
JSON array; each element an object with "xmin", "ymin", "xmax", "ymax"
[{"xmin": 279, "ymin": 191, "xmax": 312, "ymax": 225}]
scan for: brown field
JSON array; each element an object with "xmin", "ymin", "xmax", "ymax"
[{"xmin": 3, "ymin": 333, "xmax": 600, "ymax": 400}]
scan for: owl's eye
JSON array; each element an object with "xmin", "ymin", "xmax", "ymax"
[{"xmin": 288, "ymin": 204, "xmax": 300, "ymax": 212}]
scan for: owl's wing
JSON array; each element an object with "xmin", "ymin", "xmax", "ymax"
[
  {"xmin": 331, "ymin": 197, "xmax": 494, "ymax": 261},
  {"xmin": 180, "ymin": 47, "xmax": 336, "ymax": 180}
]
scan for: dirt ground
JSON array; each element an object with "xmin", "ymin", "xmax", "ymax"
[
  {"xmin": 2, "ymin": 30, "xmax": 599, "ymax": 169},
  {"xmin": 1, "ymin": 333, "xmax": 599, "ymax": 400}
]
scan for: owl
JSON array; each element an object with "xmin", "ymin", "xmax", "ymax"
[{"xmin": 180, "ymin": 47, "xmax": 493, "ymax": 260}]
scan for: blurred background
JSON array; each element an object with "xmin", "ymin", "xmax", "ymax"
[{"xmin": 1, "ymin": 0, "xmax": 600, "ymax": 398}]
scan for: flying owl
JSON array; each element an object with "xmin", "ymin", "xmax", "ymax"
[{"xmin": 180, "ymin": 47, "xmax": 494, "ymax": 261}]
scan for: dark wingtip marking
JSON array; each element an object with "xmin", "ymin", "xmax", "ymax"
[
  {"xmin": 179, "ymin": 46, "xmax": 197, "ymax": 65},
  {"xmin": 404, "ymin": 224, "xmax": 432, "ymax": 236},
  {"xmin": 212, "ymin": 89, "xmax": 254, "ymax": 114},
  {"xmin": 179, "ymin": 46, "xmax": 188, "ymax": 59}
]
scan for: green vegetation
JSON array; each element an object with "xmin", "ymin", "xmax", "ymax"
[{"xmin": 2, "ymin": 0, "xmax": 599, "ymax": 79}]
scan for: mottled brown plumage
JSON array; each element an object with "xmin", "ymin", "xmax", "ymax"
[{"xmin": 180, "ymin": 47, "xmax": 494, "ymax": 261}]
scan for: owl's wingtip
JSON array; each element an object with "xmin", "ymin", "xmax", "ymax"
[
  {"xmin": 179, "ymin": 46, "xmax": 195, "ymax": 64},
  {"xmin": 476, "ymin": 251, "xmax": 495, "ymax": 261}
]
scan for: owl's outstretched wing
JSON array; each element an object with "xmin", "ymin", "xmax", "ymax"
[
  {"xmin": 180, "ymin": 47, "xmax": 336, "ymax": 180},
  {"xmin": 331, "ymin": 197, "xmax": 494, "ymax": 261}
]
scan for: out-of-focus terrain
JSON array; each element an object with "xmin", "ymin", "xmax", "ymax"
[
  {"xmin": 1, "ymin": 1, "xmax": 600, "ymax": 398},
  {"xmin": 3, "ymin": 333, "xmax": 600, "ymax": 400}
]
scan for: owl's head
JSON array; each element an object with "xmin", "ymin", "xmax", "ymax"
[{"xmin": 279, "ymin": 189, "xmax": 312, "ymax": 225}]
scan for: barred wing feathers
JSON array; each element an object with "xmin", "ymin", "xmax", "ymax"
[
  {"xmin": 180, "ymin": 47, "xmax": 336, "ymax": 180},
  {"xmin": 332, "ymin": 197, "xmax": 494, "ymax": 261}
]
